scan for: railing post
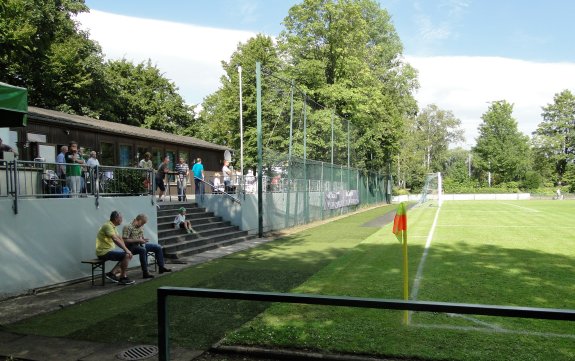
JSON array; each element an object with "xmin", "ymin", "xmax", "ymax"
[
  {"xmin": 11, "ymin": 160, "xmax": 18, "ymax": 214},
  {"xmin": 158, "ymin": 288, "xmax": 170, "ymax": 361}
]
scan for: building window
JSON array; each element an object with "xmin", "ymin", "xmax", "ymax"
[
  {"xmin": 100, "ymin": 142, "xmax": 115, "ymax": 166},
  {"xmin": 119, "ymin": 144, "xmax": 133, "ymax": 167},
  {"xmin": 152, "ymin": 147, "xmax": 162, "ymax": 169}
]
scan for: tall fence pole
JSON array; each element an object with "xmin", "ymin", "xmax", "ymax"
[
  {"xmin": 256, "ymin": 62, "xmax": 263, "ymax": 237},
  {"xmin": 303, "ymin": 94, "xmax": 309, "ymax": 223}
]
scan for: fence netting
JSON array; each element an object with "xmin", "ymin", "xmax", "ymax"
[{"xmin": 252, "ymin": 66, "xmax": 391, "ymax": 229}]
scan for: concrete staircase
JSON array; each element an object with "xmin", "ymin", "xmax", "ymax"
[{"xmin": 157, "ymin": 202, "xmax": 255, "ymax": 259}]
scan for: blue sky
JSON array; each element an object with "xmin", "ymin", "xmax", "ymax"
[{"xmin": 80, "ymin": 0, "xmax": 575, "ymax": 145}]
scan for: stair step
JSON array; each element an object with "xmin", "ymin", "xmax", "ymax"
[
  {"xmin": 155, "ymin": 201, "xmax": 254, "ymax": 260},
  {"xmin": 160, "ymin": 229, "xmax": 249, "ymax": 247},
  {"xmin": 158, "ymin": 217, "xmax": 228, "ymax": 228},
  {"xmin": 164, "ymin": 235, "xmax": 257, "ymax": 259}
]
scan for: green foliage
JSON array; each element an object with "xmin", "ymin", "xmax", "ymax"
[
  {"xmin": 198, "ymin": 34, "xmax": 281, "ymax": 169},
  {"xmin": 279, "ymin": 0, "xmax": 418, "ymax": 170},
  {"xmin": 0, "ymin": 0, "xmax": 194, "ymax": 135},
  {"xmin": 397, "ymin": 105, "xmax": 465, "ymax": 190},
  {"xmin": 522, "ymin": 171, "xmax": 542, "ymax": 190},
  {"xmin": 473, "ymin": 100, "xmax": 531, "ymax": 185},
  {"xmin": 102, "ymin": 59, "xmax": 195, "ymax": 134},
  {"xmin": 199, "ymin": 0, "xmax": 417, "ymax": 173},
  {"xmin": 532, "ymin": 89, "xmax": 575, "ymax": 185}
]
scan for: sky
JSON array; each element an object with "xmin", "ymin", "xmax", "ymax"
[{"xmin": 78, "ymin": 0, "xmax": 575, "ymax": 147}]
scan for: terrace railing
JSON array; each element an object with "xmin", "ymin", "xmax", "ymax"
[{"xmin": 1, "ymin": 159, "xmax": 154, "ymax": 214}]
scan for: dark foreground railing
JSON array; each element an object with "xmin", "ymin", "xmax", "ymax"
[{"xmin": 157, "ymin": 287, "xmax": 575, "ymax": 361}]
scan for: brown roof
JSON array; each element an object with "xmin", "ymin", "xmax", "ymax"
[{"xmin": 28, "ymin": 106, "xmax": 230, "ymax": 151}]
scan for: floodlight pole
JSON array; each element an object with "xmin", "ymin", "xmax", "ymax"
[{"xmin": 238, "ymin": 65, "xmax": 244, "ymax": 177}]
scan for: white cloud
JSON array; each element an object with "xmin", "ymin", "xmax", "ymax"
[
  {"xmin": 76, "ymin": 10, "xmax": 256, "ymax": 104},
  {"xmin": 77, "ymin": 11, "xmax": 575, "ymax": 148},
  {"xmin": 407, "ymin": 55, "xmax": 575, "ymax": 146}
]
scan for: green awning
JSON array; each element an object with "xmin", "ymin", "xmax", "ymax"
[{"xmin": 0, "ymin": 82, "xmax": 28, "ymax": 127}]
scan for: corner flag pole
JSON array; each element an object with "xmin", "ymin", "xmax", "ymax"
[
  {"xmin": 392, "ymin": 202, "xmax": 409, "ymax": 325},
  {"xmin": 402, "ymin": 227, "xmax": 408, "ymax": 325}
]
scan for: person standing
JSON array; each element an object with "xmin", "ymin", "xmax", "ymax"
[
  {"xmin": 139, "ymin": 152, "xmax": 153, "ymax": 169},
  {"xmin": 155, "ymin": 155, "xmax": 170, "ymax": 202},
  {"xmin": 85, "ymin": 151, "xmax": 100, "ymax": 193},
  {"xmin": 0, "ymin": 137, "xmax": 18, "ymax": 159},
  {"xmin": 65, "ymin": 141, "xmax": 85, "ymax": 196},
  {"xmin": 139, "ymin": 152, "xmax": 153, "ymax": 191},
  {"xmin": 222, "ymin": 160, "xmax": 232, "ymax": 191},
  {"xmin": 95, "ymin": 211, "xmax": 135, "ymax": 285},
  {"xmin": 122, "ymin": 214, "xmax": 172, "ymax": 279},
  {"xmin": 175, "ymin": 157, "xmax": 190, "ymax": 202},
  {"xmin": 55, "ymin": 145, "xmax": 68, "ymax": 180},
  {"xmin": 86, "ymin": 151, "xmax": 100, "ymax": 167},
  {"xmin": 191, "ymin": 158, "xmax": 205, "ymax": 202}
]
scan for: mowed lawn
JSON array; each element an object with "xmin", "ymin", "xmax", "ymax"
[
  {"xmin": 224, "ymin": 200, "xmax": 575, "ymax": 361},
  {"xmin": 6, "ymin": 201, "xmax": 574, "ymax": 360}
]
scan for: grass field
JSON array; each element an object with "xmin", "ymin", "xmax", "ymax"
[
  {"xmin": 224, "ymin": 200, "xmax": 575, "ymax": 360},
  {"xmin": 6, "ymin": 201, "xmax": 575, "ymax": 360}
]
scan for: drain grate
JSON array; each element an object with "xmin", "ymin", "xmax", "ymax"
[{"xmin": 116, "ymin": 345, "xmax": 159, "ymax": 360}]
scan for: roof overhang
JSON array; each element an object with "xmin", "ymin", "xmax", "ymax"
[{"xmin": 0, "ymin": 82, "xmax": 28, "ymax": 127}]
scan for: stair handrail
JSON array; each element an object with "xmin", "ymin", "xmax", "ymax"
[{"xmin": 195, "ymin": 177, "xmax": 241, "ymax": 204}]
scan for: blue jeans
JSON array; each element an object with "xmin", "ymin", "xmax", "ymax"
[
  {"xmin": 128, "ymin": 243, "xmax": 165, "ymax": 273},
  {"xmin": 98, "ymin": 250, "xmax": 126, "ymax": 261},
  {"xmin": 194, "ymin": 177, "xmax": 204, "ymax": 202}
]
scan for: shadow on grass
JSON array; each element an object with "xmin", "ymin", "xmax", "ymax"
[
  {"xmin": 221, "ymin": 242, "xmax": 575, "ymax": 361},
  {"xmin": 6, "ymin": 206, "xmax": 395, "ymax": 350}
]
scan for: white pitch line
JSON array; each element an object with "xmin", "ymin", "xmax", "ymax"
[
  {"xmin": 413, "ymin": 322, "xmax": 575, "ymax": 340},
  {"xmin": 438, "ymin": 225, "xmax": 575, "ymax": 228},
  {"xmin": 408, "ymin": 206, "xmax": 441, "ymax": 322},
  {"xmin": 501, "ymin": 202, "xmax": 540, "ymax": 212}
]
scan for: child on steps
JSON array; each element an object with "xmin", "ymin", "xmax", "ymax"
[{"xmin": 173, "ymin": 207, "xmax": 197, "ymax": 234}]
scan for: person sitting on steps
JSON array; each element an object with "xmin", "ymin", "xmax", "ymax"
[{"xmin": 174, "ymin": 207, "xmax": 196, "ymax": 234}]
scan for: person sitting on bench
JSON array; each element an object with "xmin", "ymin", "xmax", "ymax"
[
  {"xmin": 122, "ymin": 213, "xmax": 172, "ymax": 279},
  {"xmin": 96, "ymin": 211, "xmax": 135, "ymax": 285}
]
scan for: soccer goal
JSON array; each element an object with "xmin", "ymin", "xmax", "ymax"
[{"xmin": 417, "ymin": 172, "xmax": 443, "ymax": 207}]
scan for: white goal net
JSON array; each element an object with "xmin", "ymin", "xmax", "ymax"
[{"xmin": 417, "ymin": 172, "xmax": 443, "ymax": 207}]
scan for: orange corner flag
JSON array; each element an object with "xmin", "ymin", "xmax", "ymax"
[{"xmin": 392, "ymin": 202, "xmax": 407, "ymax": 243}]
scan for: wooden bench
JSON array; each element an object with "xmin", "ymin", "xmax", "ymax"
[
  {"xmin": 82, "ymin": 251, "xmax": 157, "ymax": 285},
  {"xmin": 147, "ymin": 251, "xmax": 157, "ymax": 272},
  {"xmin": 81, "ymin": 258, "xmax": 107, "ymax": 286}
]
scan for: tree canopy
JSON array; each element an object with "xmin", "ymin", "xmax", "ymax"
[{"xmin": 473, "ymin": 100, "xmax": 531, "ymax": 185}]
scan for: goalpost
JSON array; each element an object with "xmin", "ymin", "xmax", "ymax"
[{"xmin": 417, "ymin": 172, "xmax": 443, "ymax": 207}]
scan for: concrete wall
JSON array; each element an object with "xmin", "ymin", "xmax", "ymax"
[
  {"xmin": 202, "ymin": 191, "xmax": 355, "ymax": 235},
  {"xmin": 0, "ymin": 196, "xmax": 157, "ymax": 298}
]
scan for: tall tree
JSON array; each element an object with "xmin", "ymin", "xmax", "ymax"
[
  {"xmin": 473, "ymin": 100, "xmax": 531, "ymax": 185},
  {"xmin": 0, "ymin": 0, "xmax": 110, "ymax": 116},
  {"xmin": 397, "ymin": 104, "xmax": 464, "ymax": 190},
  {"xmin": 278, "ymin": 0, "xmax": 418, "ymax": 170},
  {"xmin": 532, "ymin": 89, "xmax": 575, "ymax": 184},
  {"xmin": 102, "ymin": 59, "xmax": 194, "ymax": 134},
  {"xmin": 197, "ymin": 34, "xmax": 283, "ymax": 170},
  {"xmin": 414, "ymin": 104, "xmax": 464, "ymax": 172}
]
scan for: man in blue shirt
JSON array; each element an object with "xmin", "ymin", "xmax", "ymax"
[
  {"xmin": 55, "ymin": 145, "xmax": 68, "ymax": 179},
  {"xmin": 191, "ymin": 158, "xmax": 205, "ymax": 202}
]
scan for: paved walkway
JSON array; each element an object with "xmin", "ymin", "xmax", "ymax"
[{"xmin": 0, "ymin": 238, "xmax": 274, "ymax": 361}]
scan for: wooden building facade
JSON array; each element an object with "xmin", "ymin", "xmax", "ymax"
[{"xmin": 7, "ymin": 107, "xmax": 231, "ymax": 172}]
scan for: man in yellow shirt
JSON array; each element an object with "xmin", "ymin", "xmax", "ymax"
[{"xmin": 96, "ymin": 211, "xmax": 135, "ymax": 285}]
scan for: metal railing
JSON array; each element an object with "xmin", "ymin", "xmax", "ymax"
[
  {"xmin": 157, "ymin": 287, "xmax": 575, "ymax": 361},
  {"xmin": 1, "ymin": 160, "xmax": 154, "ymax": 213},
  {"xmin": 196, "ymin": 177, "xmax": 240, "ymax": 204}
]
